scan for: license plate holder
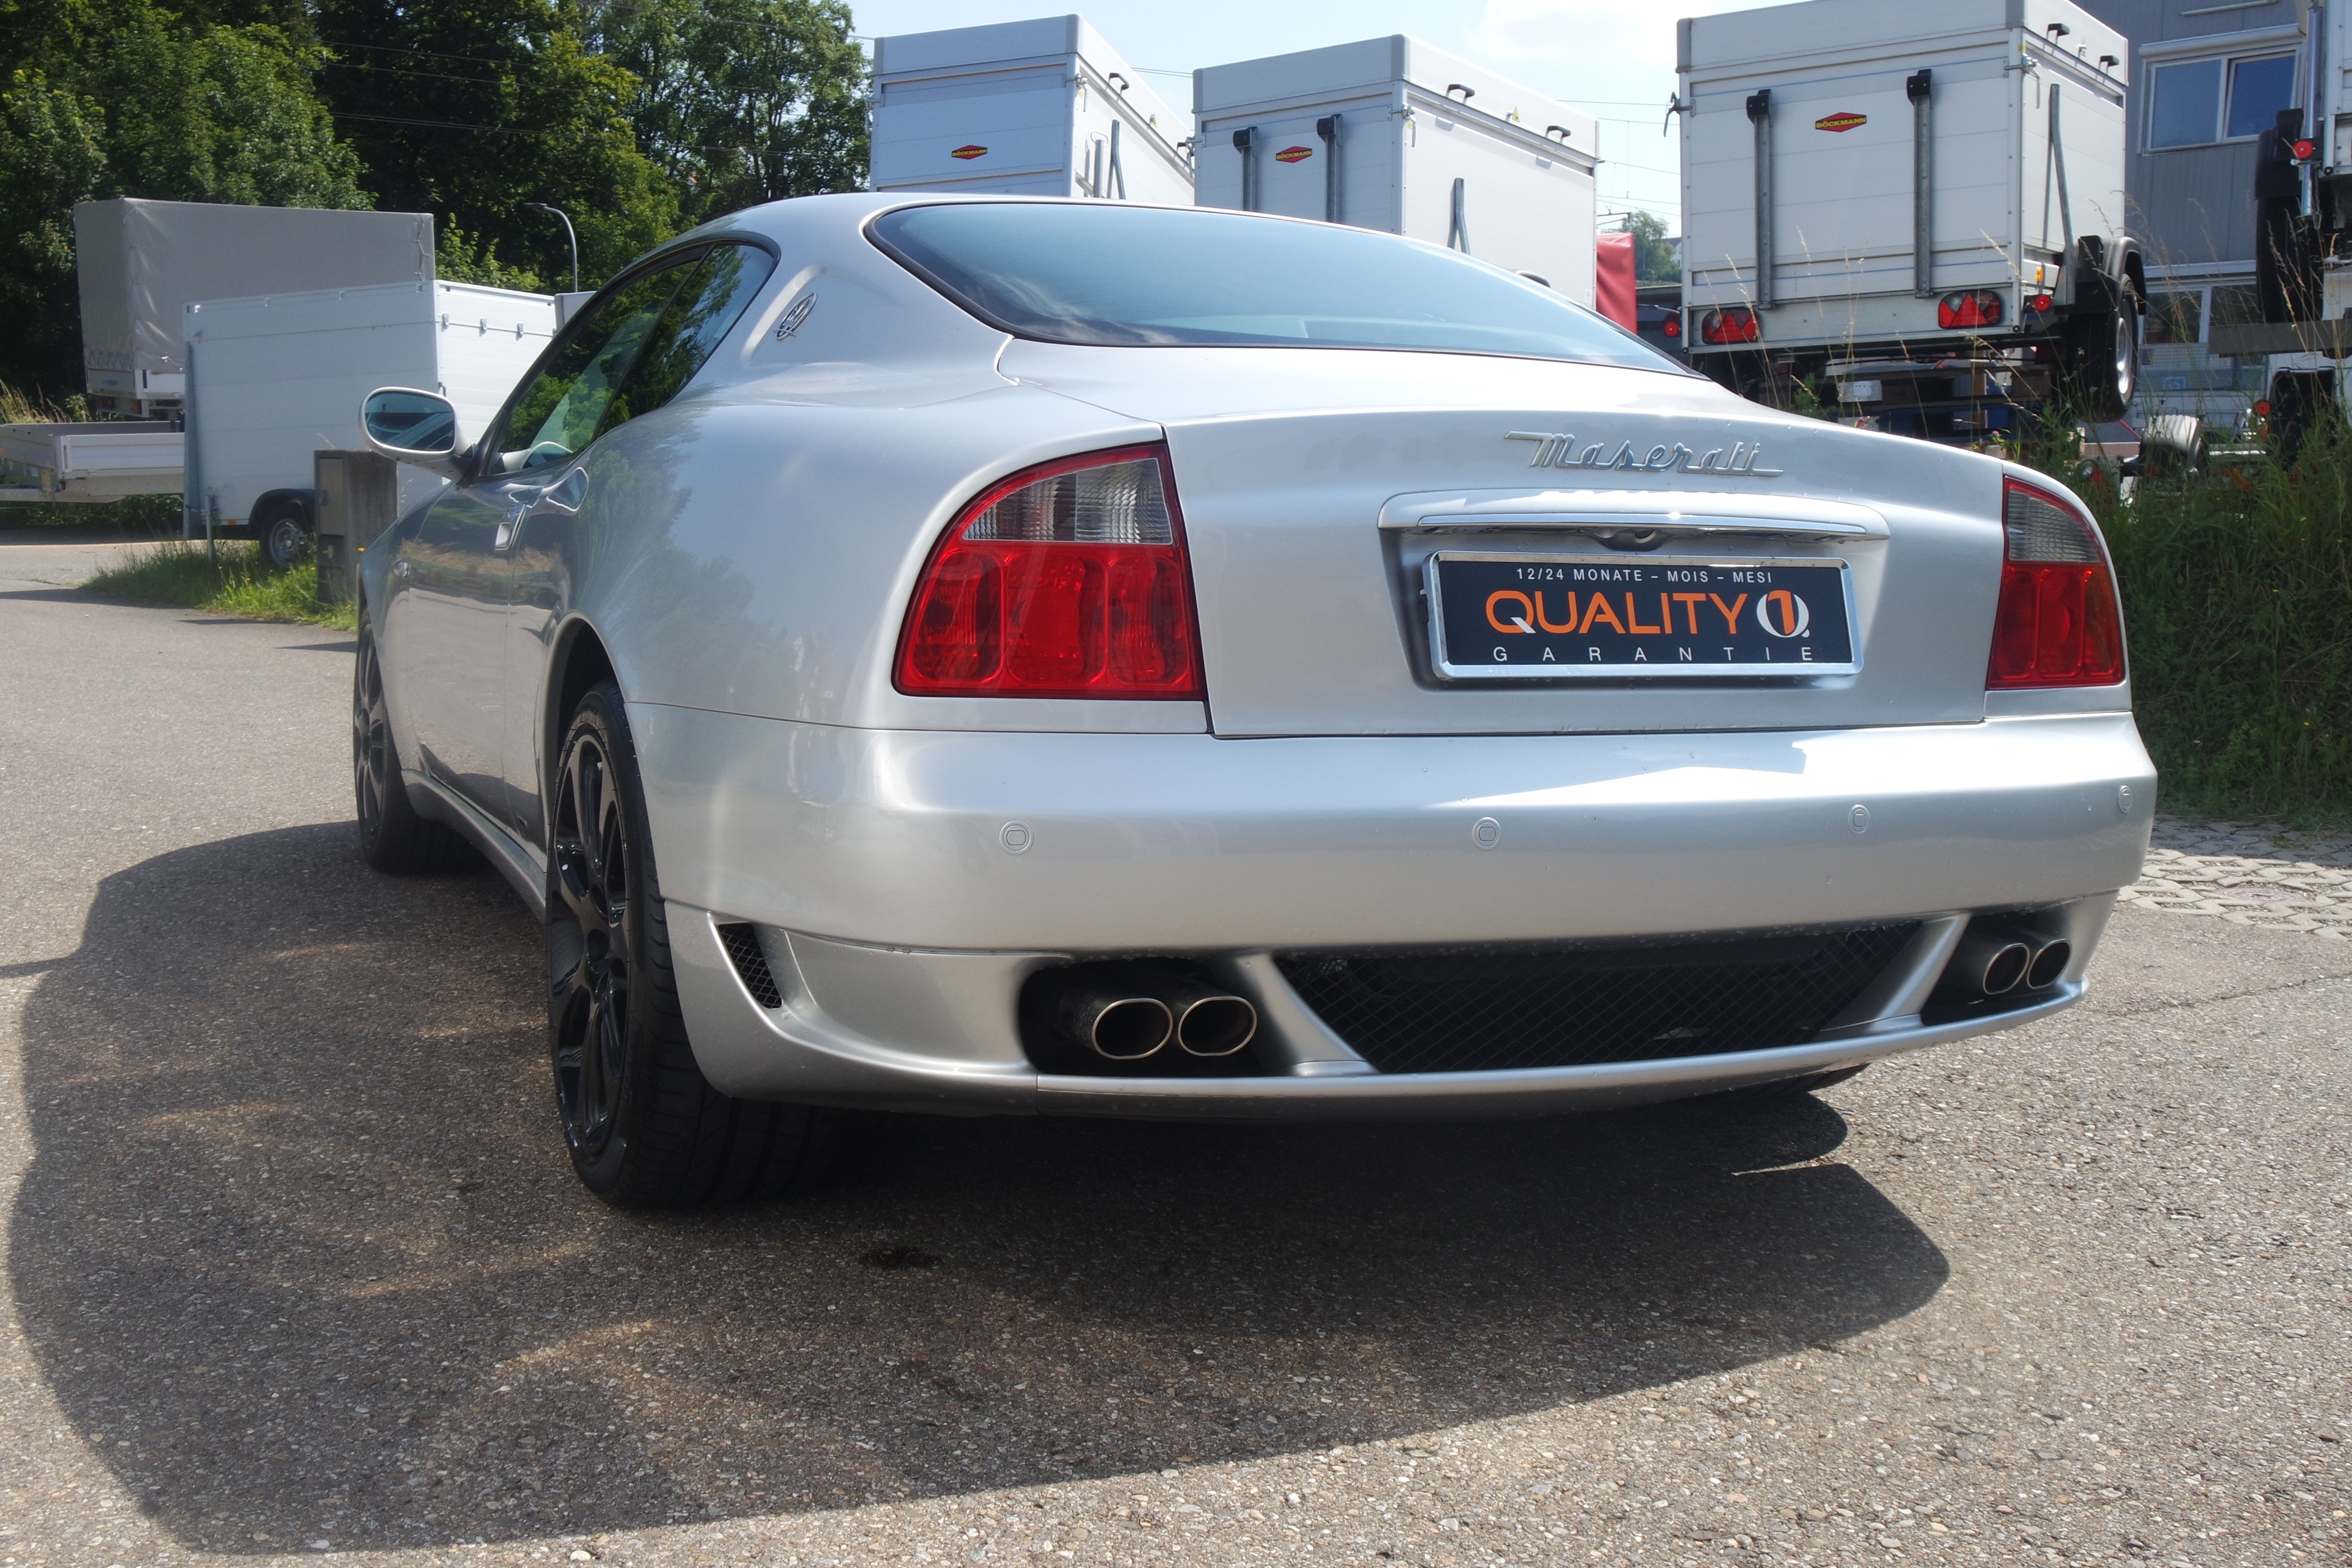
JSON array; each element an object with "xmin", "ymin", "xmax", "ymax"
[{"xmin": 1424, "ymin": 554, "xmax": 1859, "ymax": 680}]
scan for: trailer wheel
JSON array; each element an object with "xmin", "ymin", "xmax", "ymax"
[
  {"xmin": 2061, "ymin": 281, "xmax": 2141, "ymax": 423},
  {"xmin": 255, "ymin": 498, "xmax": 310, "ymax": 571}
]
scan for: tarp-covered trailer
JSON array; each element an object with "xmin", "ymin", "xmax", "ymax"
[
  {"xmin": 870, "ymin": 15, "xmax": 1194, "ymax": 204},
  {"xmin": 1193, "ymin": 35, "xmax": 1600, "ymax": 306},
  {"xmin": 182, "ymin": 279, "xmax": 555, "ymax": 562},
  {"xmin": 74, "ymin": 198, "xmax": 434, "ymax": 415},
  {"xmin": 1677, "ymin": 0, "xmax": 2143, "ymax": 429}
]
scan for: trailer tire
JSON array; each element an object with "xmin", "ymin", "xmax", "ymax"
[
  {"xmin": 255, "ymin": 497, "xmax": 310, "ymax": 570},
  {"xmin": 2061, "ymin": 281, "xmax": 2141, "ymax": 423}
]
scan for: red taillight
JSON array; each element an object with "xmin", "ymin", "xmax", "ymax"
[
  {"xmin": 1662, "ymin": 316, "xmax": 1681, "ymax": 338},
  {"xmin": 1699, "ymin": 307, "xmax": 1759, "ymax": 345},
  {"xmin": 894, "ymin": 444, "xmax": 1204, "ymax": 699},
  {"xmin": 2293, "ymin": 137, "xmax": 2318, "ymax": 160},
  {"xmin": 1939, "ymin": 290, "xmax": 2006, "ymax": 329},
  {"xmin": 1987, "ymin": 478, "xmax": 2125, "ymax": 689}
]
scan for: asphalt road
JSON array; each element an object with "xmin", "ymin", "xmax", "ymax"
[{"xmin": 1, "ymin": 536, "xmax": 2346, "ymax": 1568}]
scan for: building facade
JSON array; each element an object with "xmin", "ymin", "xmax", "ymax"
[{"xmin": 2075, "ymin": 0, "xmax": 2306, "ymax": 428}]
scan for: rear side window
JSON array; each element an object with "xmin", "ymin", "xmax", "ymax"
[
  {"xmin": 488, "ymin": 242, "xmax": 775, "ymax": 474},
  {"xmin": 870, "ymin": 202, "xmax": 1681, "ymax": 371}
]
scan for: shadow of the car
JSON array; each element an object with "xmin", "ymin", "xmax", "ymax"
[{"xmin": 13, "ymin": 825, "xmax": 1945, "ymax": 1551}]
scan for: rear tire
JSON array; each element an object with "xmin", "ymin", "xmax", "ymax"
[
  {"xmin": 547, "ymin": 681, "xmax": 844, "ymax": 1207},
  {"xmin": 353, "ymin": 612, "xmax": 472, "ymax": 873},
  {"xmin": 2061, "ymin": 282, "xmax": 2140, "ymax": 423}
]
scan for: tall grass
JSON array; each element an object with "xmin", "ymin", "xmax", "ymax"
[
  {"xmin": 84, "ymin": 539, "xmax": 357, "ymax": 632},
  {"xmin": 2057, "ymin": 421, "xmax": 2352, "ymax": 826}
]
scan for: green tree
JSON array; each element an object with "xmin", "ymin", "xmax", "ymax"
[
  {"xmin": 0, "ymin": 0, "xmax": 367, "ymax": 398},
  {"xmin": 312, "ymin": 0, "xmax": 678, "ymax": 291},
  {"xmin": 0, "ymin": 71, "xmax": 108, "ymax": 401},
  {"xmin": 591, "ymin": 0, "xmax": 866, "ymax": 226},
  {"xmin": 1621, "ymin": 209, "xmax": 1680, "ymax": 284}
]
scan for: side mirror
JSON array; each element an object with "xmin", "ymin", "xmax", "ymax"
[{"xmin": 361, "ymin": 388, "xmax": 467, "ymax": 479}]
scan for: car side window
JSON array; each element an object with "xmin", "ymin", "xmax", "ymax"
[
  {"xmin": 486, "ymin": 254, "xmax": 705, "ymax": 476},
  {"xmin": 600, "ymin": 243, "xmax": 779, "ymax": 433}
]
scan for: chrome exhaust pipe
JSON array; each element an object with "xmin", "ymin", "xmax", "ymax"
[
  {"xmin": 1172, "ymin": 988, "xmax": 1259, "ymax": 1057},
  {"xmin": 2024, "ymin": 937, "xmax": 2071, "ymax": 990},
  {"xmin": 1951, "ymin": 931, "xmax": 2030, "ymax": 997},
  {"xmin": 1035, "ymin": 971, "xmax": 1172, "ymax": 1060}
]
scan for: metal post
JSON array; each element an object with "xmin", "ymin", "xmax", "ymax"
[
  {"xmin": 525, "ymin": 203, "xmax": 580, "ymax": 294},
  {"xmin": 1232, "ymin": 128, "xmax": 1256, "ymax": 211},
  {"xmin": 1746, "ymin": 89, "xmax": 1775, "ymax": 308},
  {"xmin": 1317, "ymin": 114, "xmax": 1341, "ymax": 222},
  {"xmin": 1908, "ymin": 70, "xmax": 1934, "ymax": 297},
  {"xmin": 1108, "ymin": 119, "xmax": 1126, "ymax": 199},
  {"xmin": 2048, "ymin": 86, "xmax": 2073, "ymax": 273},
  {"xmin": 1448, "ymin": 178, "xmax": 1469, "ymax": 252}
]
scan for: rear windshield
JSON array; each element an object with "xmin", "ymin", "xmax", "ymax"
[{"xmin": 869, "ymin": 202, "xmax": 1683, "ymax": 371}]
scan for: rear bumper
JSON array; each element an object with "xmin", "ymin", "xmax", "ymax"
[{"xmin": 638, "ymin": 706, "xmax": 2151, "ymax": 1114}]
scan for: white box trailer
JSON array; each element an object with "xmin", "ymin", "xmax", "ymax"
[
  {"xmin": 75, "ymin": 198, "xmax": 434, "ymax": 414},
  {"xmin": 870, "ymin": 16, "xmax": 1194, "ymax": 204},
  {"xmin": 1193, "ymin": 36, "xmax": 1599, "ymax": 305},
  {"xmin": 181, "ymin": 279, "xmax": 556, "ymax": 558},
  {"xmin": 1677, "ymin": 0, "xmax": 2142, "ymax": 422}
]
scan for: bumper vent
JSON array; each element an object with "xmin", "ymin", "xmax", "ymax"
[
  {"xmin": 1276, "ymin": 924, "xmax": 1919, "ymax": 1075},
  {"xmin": 716, "ymin": 922, "xmax": 784, "ymax": 1009}
]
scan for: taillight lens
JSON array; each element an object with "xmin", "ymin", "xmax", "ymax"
[
  {"xmin": 1700, "ymin": 307, "xmax": 1759, "ymax": 345},
  {"xmin": 1987, "ymin": 478, "xmax": 2125, "ymax": 689},
  {"xmin": 894, "ymin": 444, "xmax": 1204, "ymax": 699},
  {"xmin": 1939, "ymin": 289, "xmax": 2005, "ymax": 329},
  {"xmin": 1662, "ymin": 316, "xmax": 1681, "ymax": 338}
]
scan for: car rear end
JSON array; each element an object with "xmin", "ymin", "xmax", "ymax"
[{"xmin": 646, "ymin": 198, "xmax": 2152, "ymax": 1118}]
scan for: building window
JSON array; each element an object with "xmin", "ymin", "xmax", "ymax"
[
  {"xmin": 2147, "ymin": 51, "xmax": 2298, "ymax": 148},
  {"xmin": 2144, "ymin": 290, "xmax": 2205, "ymax": 344}
]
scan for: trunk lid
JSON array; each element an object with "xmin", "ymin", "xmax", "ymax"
[{"xmin": 1000, "ymin": 343, "xmax": 2007, "ymax": 738}]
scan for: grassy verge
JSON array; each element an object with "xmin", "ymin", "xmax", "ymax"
[
  {"xmin": 84, "ymin": 539, "xmax": 358, "ymax": 632},
  {"xmin": 2046, "ymin": 420, "xmax": 2352, "ymax": 828}
]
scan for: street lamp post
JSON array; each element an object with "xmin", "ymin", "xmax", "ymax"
[{"xmin": 524, "ymin": 202, "xmax": 580, "ymax": 294}]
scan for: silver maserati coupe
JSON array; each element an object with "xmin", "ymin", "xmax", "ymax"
[{"xmin": 354, "ymin": 193, "xmax": 2153, "ymax": 1207}]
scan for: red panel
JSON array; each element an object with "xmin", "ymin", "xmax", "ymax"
[{"xmin": 1595, "ymin": 232, "xmax": 1637, "ymax": 330}]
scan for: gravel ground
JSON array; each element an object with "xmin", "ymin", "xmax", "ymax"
[{"xmin": 0, "ymin": 554, "xmax": 2344, "ymax": 1568}]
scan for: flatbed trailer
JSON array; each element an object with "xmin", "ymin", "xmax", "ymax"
[{"xmin": 0, "ymin": 421, "xmax": 183, "ymax": 505}]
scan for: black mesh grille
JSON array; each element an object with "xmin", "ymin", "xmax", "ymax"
[
  {"xmin": 1275, "ymin": 924, "xmax": 1919, "ymax": 1075},
  {"xmin": 716, "ymin": 922, "xmax": 783, "ymax": 1009}
]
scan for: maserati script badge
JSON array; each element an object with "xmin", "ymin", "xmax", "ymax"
[{"xmin": 1505, "ymin": 431, "xmax": 1785, "ymax": 477}]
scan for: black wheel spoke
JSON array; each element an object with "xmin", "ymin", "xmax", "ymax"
[{"xmin": 551, "ymin": 716, "xmax": 634, "ymax": 1161}]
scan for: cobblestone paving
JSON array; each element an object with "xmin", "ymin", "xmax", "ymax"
[{"xmin": 2119, "ymin": 815, "xmax": 2352, "ymax": 937}]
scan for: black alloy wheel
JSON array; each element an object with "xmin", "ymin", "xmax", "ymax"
[
  {"xmin": 544, "ymin": 681, "xmax": 845, "ymax": 1206},
  {"xmin": 352, "ymin": 613, "xmax": 467, "ymax": 873},
  {"xmin": 550, "ymin": 719, "xmax": 632, "ymax": 1164}
]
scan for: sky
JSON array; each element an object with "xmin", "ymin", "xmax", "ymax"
[{"xmin": 848, "ymin": 0, "xmax": 1785, "ymax": 230}]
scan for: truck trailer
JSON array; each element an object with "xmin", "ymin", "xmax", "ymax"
[
  {"xmin": 1194, "ymin": 35, "xmax": 1600, "ymax": 306},
  {"xmin": 869, "ymin": 15, "xmax": 1194, "ymax": 205},
  {"xmin": 1677, "ymin": 0, "xmax": 2144, "ymax": 429},
  {"xmin": 182, "ymin": 279, "xmax": 556, "ymax": 564},
  {"xmin": 75, "ymin": 198, "xmax": 434, "ymax": 416}
]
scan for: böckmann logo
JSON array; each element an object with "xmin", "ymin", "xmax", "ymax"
[
  {"xmin": 1482, "ymin": 588, "xmax": 1811, "ymax": 638},
  {"xmin": 1814, "ymin": 110, "xmax": 1867, "ymax": 132},
  {"xmin": 1275, "ymin": 145, "xmax": 1315, "ymax": 163},
  {"xmin": 950, "ymin": 144, "xmax": 988, "ymax": 159}
]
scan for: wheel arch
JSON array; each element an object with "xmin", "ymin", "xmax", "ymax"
[
  {"xmin": 544, "ymin": 616, "xmax": 620, "ymax": 821},
  {"xmin": 251, "ymin": 488, "xmax": 315, "ymax": 530}
]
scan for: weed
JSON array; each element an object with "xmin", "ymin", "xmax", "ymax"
[
  {"xmin": 2046, "ymin": 419, "xmax": 2352, "ymax": 827},
  {"xmin": 84, "ymin": 539, "xmax": 357, "ymax": 632}
]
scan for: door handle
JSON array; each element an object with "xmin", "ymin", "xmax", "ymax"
[{"xmin": 495, "ymin": 467, "xmax": 589, "ymax": 550}]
